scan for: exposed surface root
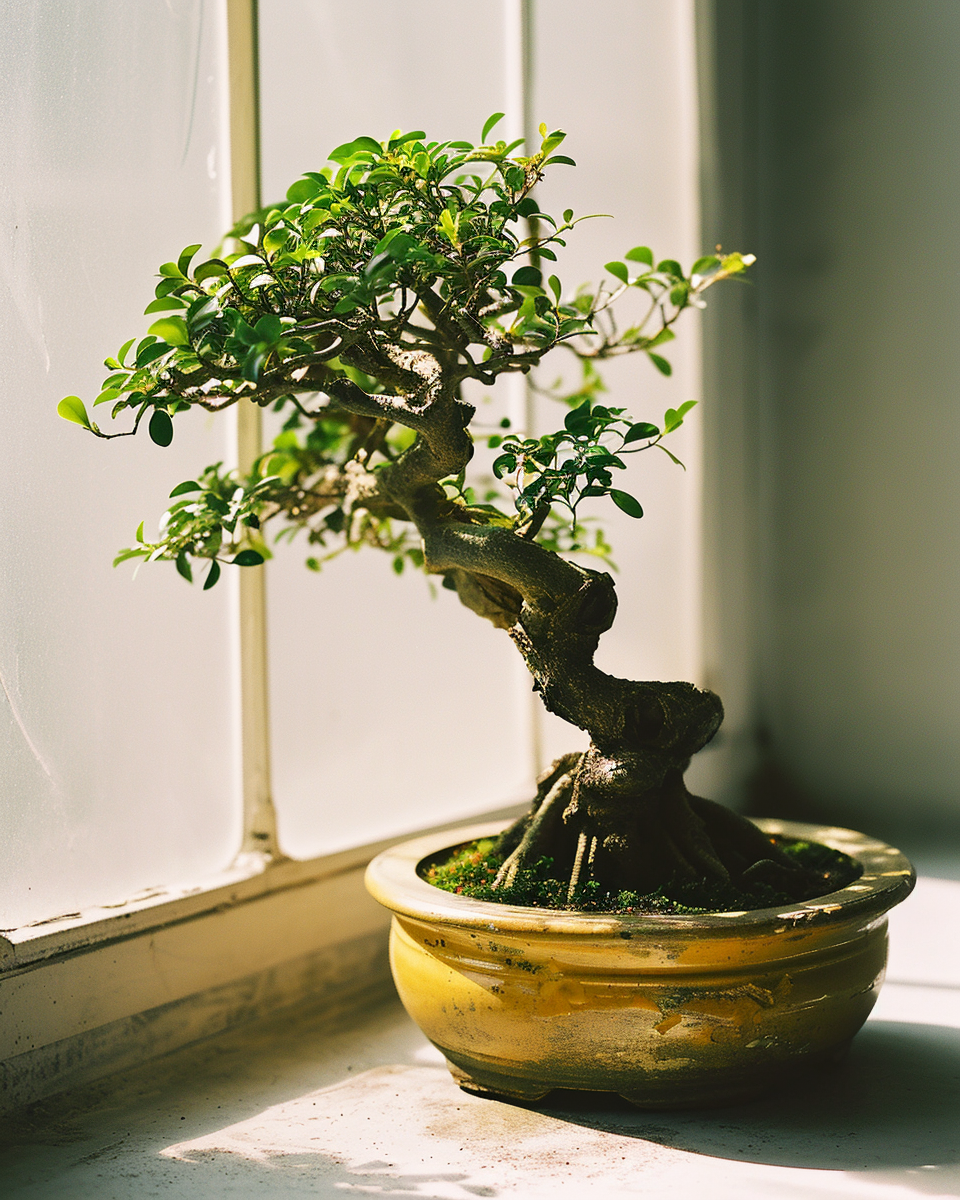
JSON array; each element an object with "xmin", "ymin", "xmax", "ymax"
[{"xmin": 491, "ymin": 751, "xmax": 828, "ymax": 905}]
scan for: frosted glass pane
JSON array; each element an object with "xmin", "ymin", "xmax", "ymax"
[
  {"xmin": 259, "ymin": 1, "xmax": 533, "ymax": 857},
  {"xmin": 0, "ymin": 2, "xmax": 241, "ymax": 929}
]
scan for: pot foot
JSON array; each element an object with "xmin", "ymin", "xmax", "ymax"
[{"xmin": 445, "ymin": 1060, "xmax": 552, "ymax": 1105}]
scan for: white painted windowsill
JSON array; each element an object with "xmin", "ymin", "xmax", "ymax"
[
  {"xmin": 0, "ymin": 803, "xmax": 525, "ymax": 1113},
  {"xmin": 2, "ymin": 871, "xmax": 959, "ymax": 1199}
]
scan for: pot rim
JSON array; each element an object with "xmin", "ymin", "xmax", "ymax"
[{"xmin": 365, "ymin": 817, "xmax": 915, "ymax": 935}]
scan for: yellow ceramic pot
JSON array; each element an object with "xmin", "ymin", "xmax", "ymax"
[{"xmin": 365, "ymin": 818, "xmax": 914, "ymax": 1109}]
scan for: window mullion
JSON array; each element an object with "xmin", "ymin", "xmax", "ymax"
[{"xmin": 226, "ymin": 0, "xmax": 281, "ymax": 860}]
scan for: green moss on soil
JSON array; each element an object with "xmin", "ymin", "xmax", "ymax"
[{"xmin": 421, "ymin": 835, "xmax": 862, "ymax": 914}]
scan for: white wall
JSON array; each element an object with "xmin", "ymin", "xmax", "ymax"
[{"xmin": 706, "ymin": 0, "xmax": 960, "ymax": 837}]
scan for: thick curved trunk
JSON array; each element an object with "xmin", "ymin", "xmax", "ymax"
[{"xmin": 328, "ymin": 361, "xmax": 812, "ymax": 902}]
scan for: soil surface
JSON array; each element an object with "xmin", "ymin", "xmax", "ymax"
[{"xmin": 422, "ymin": 834, "xmax": 862, "ymax": 914}]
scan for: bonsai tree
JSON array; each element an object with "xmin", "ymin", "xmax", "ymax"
[{"xmin": 59, "ymin": 118, "xmax": 823, "ymax": 908}]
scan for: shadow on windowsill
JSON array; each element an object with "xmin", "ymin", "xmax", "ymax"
[{"xmin": 539, "ymin": 1019, "xmax": 960, "ymax": 1178}]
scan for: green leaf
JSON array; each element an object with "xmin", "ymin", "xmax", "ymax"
[
  {"xmin": 656, "ymin": 443, "xmax": 686, "ymax": 469},
  {"xmin": 203, "ymin": 559, "xmax": 221, "ymax": 590},
  {"xmin": 481, "ymin": 112, "xmax": 505, "ymax": 143},
  {"xmin": 175, "ymin": 551, "xmax": 193, "ymax": 583},
  {"xmin": 385, "ymin": 233, "xmax": 417, "ymax": 260},
  {"xmin": 492, "ymin": 453, "xmax": 517, "ymax": 478},
  {"xmin": 328, "ymin": 136, "xmax": 380, "ymax": 163},
  {"xmin": 718, "ymin": 251, "xmax": 755, "ymax": 276},
  {"xmin": 194, "ymin": 258, "xmax": 230, "ymax": 281},
  {"xmin": 177, "ymin": 243, "xmax": 203, "ymax": 276},
  {"xmin": 137, "ymin": 341, "xmax": 171, "ymax": 367},
  {"xmin": 100, "ymin": 372, "xmax": 130, "ymax": 388},
  {"xmin": 148, "ymin": 409, "xmax": 174, "ymax": 447},
  {"xmin": 147, "ymin": 316, "xmax": 189, "ymax": 347},
  {"xmin": 610, "ymin": 490, "xmax": 644, "ymax": 518},
  {"xmin": 253, "ymin": 314, "xmax": 283, "ymax": 342},
  {"xmin": 135, "ymin": 520, "xmax": 145, "ymax": 543},
  {"xmin": 512, "ymin": 265, "xmax": 542, "ymax": 286},
  {"xmin": 670, "ymin": 283, "xmax": 689, "ymax": 306},
  {"xmin": 389, "ymin": 129, "xmax": 426, "ymax": 149},
  {"xmin": 647, "ymin": 352, "xmax": 672, "ymax": 376},
  {"xmin": 564, "ymin": 398, "xmax": 592, "ymax": 431},
  {"xmin": 691, "ymin": 255, "xmax": 721, "ymax": 275},
  {"xmin": 623, "ymin": 422, "xmax": 660, "ymax": 444},
  {"xmin": 57, "ymin": 395, "xmax": 91, "ymax": 429},
  {"xmin": 657, "ymin": 258, "xmax": 683, "ymax": 278},
  {"xmin": 327, "ymin": 141, "xmax": 356, "ymax": 163},
  {"xmin": 93, "ymin": 387, "xmax": 122, "ymax": 407},
  {"xmin": 186, "ymin": 295, "xmax": 219, "ymax": 328},
  {"xmin": 662, "ymin": 403, "xmax": 696, "ymax": 434},
  {"xmin": 286, "ymin": 177, "xmax": 322, "ymax": 203},
  {"xmin": 113, "ymin": 394, "xmax": 137, "ymax": 420},
  {"xmin": 645, "ymin": 327, "xmax": 676, "ymax": 349},
  {"xmin": 438, "ymin": 209, "xmax": 460, "ymax": 246},
  {"xmin": 144, "ymin": 296, "xmax": 187, "ymax": 314},
  {"xmin": 604, "ymin": 261, "xmax": 629, "ymax": 285},
  {"xmin": 263, "ymin": 226, "xmax": 289, "ymax": 254},
  {"xmin": 625, "ymin": 246, "xmax": 654, "ymax": 266},
  {"xmin": 241, "ymin": 346, "xmax": 268, "ymax": 382},
  {"xmin": 374, "ymin": 227, "xmax": 406, "ymax": 253},
  {"xmin": 547, "ymin": 274, "xmax": 562, "ymax": 302},
  {"xmin": 233, "ymin": 549, "xmax": 265, "ymax": 567},
  {"xmin": 544, "ymin": 155, "xmax": 576, "ymax": 166},
  {"xmin": 113, "ymin": 547, "xmax": 148, "ymax": 567},
  {"xmin": 117, "ymin": 337, "xmax": 137, "ymax": 366},
  {"xmin": 230, "ymin": 313, "xmax": 260, "ymax": 345},
  {"xmin": 505, "ymin": 165, "xmax": 525, "ymax": 190},
  {"xmin": 169, "ymin": 480, "xmax": 202, "ymax": 497},
  {"xmin": 563, "ymin": 208, "xmax": 574, "ymax": 223}
]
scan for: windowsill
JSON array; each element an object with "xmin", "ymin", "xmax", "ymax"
[
  {"xmin": 0, "ymin": 800, "xmax": 527, "ymax": 971},
  {"xmin": 3, "ymin": 871, "xmax": 958, "ymax": 1198},
  {"xmin": 0, "ymin": 801, "xmax": 527, "ymax": 1113}
]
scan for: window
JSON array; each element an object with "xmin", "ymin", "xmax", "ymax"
[{"xmin": 0, "ymin": 0, "xmax": 709, "ymax": 1108}]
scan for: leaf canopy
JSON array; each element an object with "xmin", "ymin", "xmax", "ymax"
[{"xmin": 60, "ymin": 125, "xmax": 751, "ymax": 586}]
